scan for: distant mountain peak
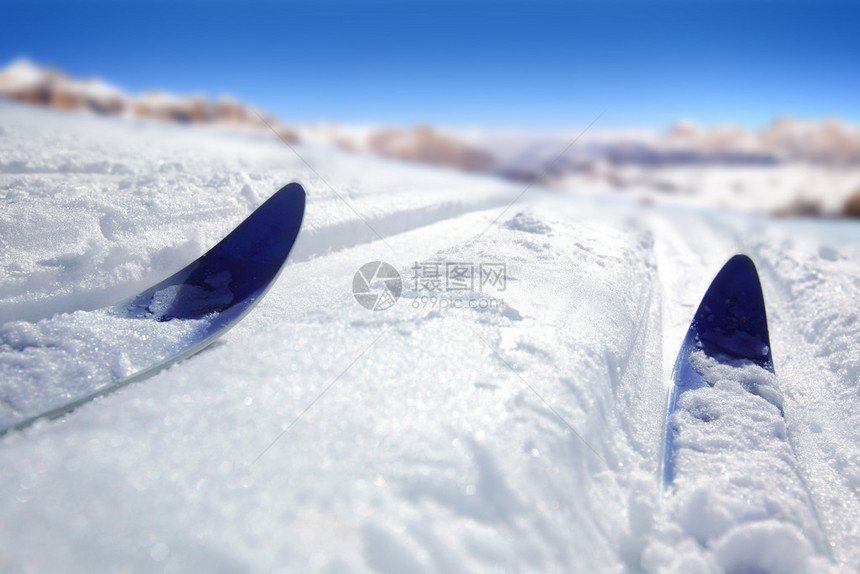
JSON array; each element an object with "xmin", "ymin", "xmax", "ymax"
[{"xmin": 0, "ymin": 57, "xmax": 297, "ymax": 142}]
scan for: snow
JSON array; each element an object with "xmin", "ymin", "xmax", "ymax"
[
  {"xmin": 555, "ymin": 163, "xmax": 860, "ymax": 217},
  {"xmin": 653, "ymin": 351, "xmax": 830, "ymax": 572},
  {"xmin": 0, "ymin": 308, "xmax": 210, "ymax": 429},
  {"xmin": 0, "ymin": 59, "xmax": 51, "ymax": 92},
  {"xmin": 1, "ymin": 100, "xmax": 859, "ymax": 572}
]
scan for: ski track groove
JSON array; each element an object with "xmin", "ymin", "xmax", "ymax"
[
  {"xmin": 642, "ymin": 210, "xmax": 838, "ymax": 567},
  {"xmin": 742, "ymin": 231, "xmax": 860, "ymax": 567},
  {"xmin": 703, "ymin": 216, "xmax": 840, "ymax": 562},
  {"xmin": 648, "ymin": 209, "xmax": 856, "ymax": 567}
]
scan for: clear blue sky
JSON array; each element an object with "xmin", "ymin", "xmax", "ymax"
[{"xmin": 2, "ymin": 0, "xmax": 858, "ymax": 130}]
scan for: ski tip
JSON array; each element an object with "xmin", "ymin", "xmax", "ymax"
[
  {"xmin": 212, "ymin": 181, "xmax": 305, "ymax": 262},
  {"xmin": 280, "ymin": 181, "xmax": 306, "ymax": 203},
  {"xmin": 135, "ymin": 181, "xmax": 306, "ymax": 322},
  {"xmin": 689, "ymin": 254, "xmax": 773, "ymax": 370},
  {"xmin": 270, "ymin": 182, "xmax": 306, "ymax": 227}
]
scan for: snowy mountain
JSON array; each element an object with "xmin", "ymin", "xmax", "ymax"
[
  {"xmin": 308, "ymin": 118, "xmax": 860, "ymax": 171},
  {"xmin": 303, "ymin": 121, "xmax": 860, "ymax": 217},
  {"xmin": 5, "ymin": 58, "xmax": 860, "ymax": 218},
  {"xmin": 1, "ymin": 99, "xmax": 859, "ymax": 572},
  {"xmin": 0, "ymin": 58, "xmax": 297, "ymax": 141}
]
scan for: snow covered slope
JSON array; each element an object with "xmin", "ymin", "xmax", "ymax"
[{"xmin": 1, "ymin": 100, "xmax": 858, "ymax": 572}]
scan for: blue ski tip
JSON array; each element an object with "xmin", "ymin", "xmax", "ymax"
[
  {"xmin": 688, "ymin": 254, "xmax": 773, "ymax": 371},
  {"xmin": 660, "ymin": 254, "xmax": 774, "ymax": 494},
  {"xmin": 127, "ymin": 182, "xmax": 306, "ymax": 326},
  {"xmin": 1, "ymin": 183, "xmax": 306, "ymax": 436}
]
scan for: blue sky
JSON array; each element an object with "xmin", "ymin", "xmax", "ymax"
[{"xmin": 2, "ymin": 1, "xmax": 858, "ymax": 130}]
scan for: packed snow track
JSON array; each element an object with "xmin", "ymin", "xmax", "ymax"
[{"xmin": 1, "ymin": 102, "xmax": 858, "ymax": 573}]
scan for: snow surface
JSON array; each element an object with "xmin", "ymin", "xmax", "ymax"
[
  {"xmin": 0, "ymin": 308, "xmax": 210, "ymax": 430},
  {"xmin": 1, "ymin": 100, "xmax": 859, "ymax": 572},
  {"xmin": 655, "ymin": 352, "xmax": 830, "ymax": 573}
]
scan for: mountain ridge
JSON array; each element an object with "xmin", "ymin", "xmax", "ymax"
[{"xmin": 0, "ymin": 58, "xmax": 298, "ymax": 142}]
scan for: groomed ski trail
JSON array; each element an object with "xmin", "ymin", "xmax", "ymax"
[{"xmin": 744, "ymin": 226, "xmax": 860, "ymax": 568}]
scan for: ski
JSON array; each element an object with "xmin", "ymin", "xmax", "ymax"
[
  {"xmin": 0, "ymin": 182, "xmax": 306, "ymax": 435},
  {"xmin": 658, "ymin": 254, "xmax": 831, "ymax": 559},
  {"xmin": 660, "ymin": 254, "xmax": 774, "ymax": 493}
]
